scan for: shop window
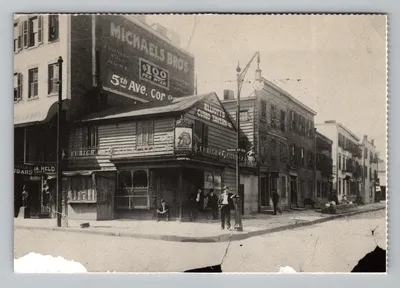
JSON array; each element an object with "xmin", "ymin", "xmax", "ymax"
[
  {"xmin": 132, "ymin": 170, "xmax": 148, "ymax": 188},
  {"xmin": 49, "ymin": 15, "xmax": 59, "ymax": 42},
  {"xmin": 194, "ymin": 120, "xmax": 209, "ymax": 146},
  {"xmin": 48, "ymin": 63, "xmax": 59, "ymax": 94},
  {"xmin": 118, "ymin": 171, "xmax": 132, "ymax": 191},
  {"xmin": 137, "ymin": 121, "xmax": 154, "ymax": 146},
  {"xmin": 69, "ymin": 176, "xmax": 96, "ymax": 201},
  {"xmin": 28, "ymin": 68, "xmax": 39, "ymax": 98}
]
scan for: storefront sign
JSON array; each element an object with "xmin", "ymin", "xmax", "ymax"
[
  {"xmin": 70, "ymin": 149, "xmax": 98, "ymax": 157},
  {"xmin": 95, "ymin": 15, "xmax": 195, "ymax": 104},
  {"xmin": 14, "ymin": 164, "xmax": 56, "ymax": 175},
  {"xmin": 193, "ymin": 143, "xmax": 245, "ymax": 162},
  {"xmin": 196, "ymin": 102, "xmax": 234, "ymax": 130}
]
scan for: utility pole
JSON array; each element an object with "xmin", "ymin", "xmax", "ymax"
[{"xmin": 56, "ymin": 56, "xmax": 63, "ymax": 227}]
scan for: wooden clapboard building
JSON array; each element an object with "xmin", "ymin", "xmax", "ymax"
[{"xmin": 63, "ymin": 92, "xmax": 241, "ymax": 220}]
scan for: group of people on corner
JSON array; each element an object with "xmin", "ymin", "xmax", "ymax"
[{"xmin": 156, "ymin": 186, "xmax": 238, "ymax": 230}]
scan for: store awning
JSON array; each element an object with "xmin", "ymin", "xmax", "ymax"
[
  {"xmin": 47, "ymin": 171, "xmax": 94, "ymax": 179},
  {"xmin": 14, "ymin": 99, "xmax": 69, "ymax": 127}
]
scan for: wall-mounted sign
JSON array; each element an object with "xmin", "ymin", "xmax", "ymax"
[
  {"xmin": 70, "ymin": 149, "xmax": 98, "ymax": 157},
  {"xmin": 95, "ymin": 15, "xmax": 195, "ymax": 104},
  {"xmin": 14, "ymin": 164, "xmax": 56, "ymax": 175},
  {"xmin": 174, "ymin": 117, "xmax": 193, "ymax": 154},
  {"xmin": 195, "ymin": 101, "xmax": 234, "ymax": 130}
]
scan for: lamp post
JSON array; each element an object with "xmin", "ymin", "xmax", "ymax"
[
  {"xmin": 56, "ymin": 56, "xmax": 63, "ymax": 228},
  {"xmin": 234, "ymin": 52, "xmax": 262, "ymax": 232}
]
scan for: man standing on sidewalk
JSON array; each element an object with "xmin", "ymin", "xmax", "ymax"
[
  {"xmin": 207, "ymin": 189, "xmax": 219, "ymax": 220},
  {"xmin": 272, "ymin": 189, "xmax": 282, "ymax": 215},
  {"xmin": 218, "ymin": 186, "xmax": 236, "ymax": 230}
]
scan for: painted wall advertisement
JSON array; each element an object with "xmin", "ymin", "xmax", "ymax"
[
  {"xmin": 195, "ymin": 100, "xmax": 234, "ymax": 130},
  {"xmin": 95, "ymin": 15, "xmax": 195, "ymax": 104}
]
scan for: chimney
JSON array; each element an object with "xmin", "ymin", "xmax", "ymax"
[
  {"xmin": 325, "ymin": 120, "xmax": 336, "ymax": 124},
  {"xmin": 371, "ymin": 139, "xmax": 375, "ymax": 146},
  {"xmin": 223, "ymin": 90, "xmax": 235, "ymax": 100}
]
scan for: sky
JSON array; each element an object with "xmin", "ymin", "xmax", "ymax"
[{"xmin": 146, "ymin": 14, "xmax": 387, "ymax": 158}]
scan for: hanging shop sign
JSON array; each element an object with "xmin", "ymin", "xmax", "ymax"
[
  {"xmin": 195, "ymin": 101, "xmax": 234, "ymax": 130},
  {"xmin": 95, "ymin": 15, "xmax": 195, "ymax": 104},
  {"xmin": 174, "ymin": 117, "xmax": 193, "ymax": 154}
]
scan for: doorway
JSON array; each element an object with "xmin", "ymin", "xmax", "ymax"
[{"xmin": 290, "ymin": 176, "xmax": 298, "ymax": 206}]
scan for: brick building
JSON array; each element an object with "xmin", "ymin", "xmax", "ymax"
[
  {"xmin": 359, "ymin": 135, "xmax": 379, "ymax": 204},
  {"xmin": 315, "ymin": 131, "xmax": 333, "ymax": 206},
  {"xmin": 222, "ymin": 78, "xmax": 317, "ymax": 210},
  {"xmin": 315, "ymin": 121, "xmax": 362, "ymax": 202},
  {"xmin": 13, "ymin": 14, "xmax": 195, "ymax": 217}
]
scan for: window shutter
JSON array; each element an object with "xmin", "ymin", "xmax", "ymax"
[
  {"xmin": 203, "ymin": 124, "xmax": 209, "ymax": 146},
  {"xmin": 148, "ymin": 122, "xmax": 154, "ymax": 145},
  {"xmin": 38, "ymin": 16, "xmax": 43, "ymax": 44},
  {"xmin": 18, "ymin": 23, "xmax": 22, "ymax": 49},
  {"xmin": 18, "ymin": 73, "xmax": 23, "ymax": 100},
  {"xmin": 136, "ymin": 122, "xmax": 143, "ymax": 146},
  {"xmin": 48, "ymin": 65, "xmax": 53, "ymax": 94},
  {"xmin": 82, "ymin": 127, "xmax": 89, "ymax": 148},
  {"xmin": 23, "ymin": 21, "xmax": 28, "ymax": 48}
]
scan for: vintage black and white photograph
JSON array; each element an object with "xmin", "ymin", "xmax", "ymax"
[{"xmin": 13, "ymin": 14, "xmax": 387, "ymax": 273}]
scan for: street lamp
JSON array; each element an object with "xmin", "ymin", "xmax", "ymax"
[{"xmin": 234, "ymin": 52, "xmax": 262, "ymax": 232}]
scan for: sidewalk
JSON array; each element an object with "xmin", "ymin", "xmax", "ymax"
[{"xmin": 14, "ymin": 202, "xmax": 386, "ymax": 243}]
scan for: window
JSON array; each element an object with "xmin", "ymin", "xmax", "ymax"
[
  {"xmin": 369, "ymin": 167, "xmax": 372, "ymax": 180},
  {"xmin": 280, "ymin": 110, "xmax": 286, "ymax": 131},
  {"xmin": 28, "ymin": 68, "xmax": 39, "ymax": 98},
  {"xmin": 260, "ymin": 100, "xmax": 267, "ymax": 119},
  {"xmin": 137, "ymin": 121, "xmax": 154, "ymax": 146},
  {"xmin": 27, "ymin": 16, "xmax": 42, "ymax": 47},
  {"xmin": 260, "ymin": 136, "xmax": 268, "ymax": 159},
  {"xmin": 14, "ymin": 73, "xmax": 22, "ymax": 101},
  {"xmin": 69, "ymin": 176, "xmax": 96, "ymax": 201},
  {"xmin": 364, "ymin": 147, "xmax": 368, "ymax": 159},
  {"xmin": 364, "ymin": 166, "xmax": 367, "ymax": 178},
  {"xmin": 48, "ymin": 63, "xmax": 59, "ymax": 94},
  {"xmin": 194, "ymin": 120, "xmax": 209, "ymax": 146},
  {"xmin": 307, "ymin": 120, "xmax": 314, "ymax": 139},
  {"xmin": 132, "ymin": 170, "xmax": 148, "ymax": 188},
  {"xmin": 271, "ymin": 139, "xmax": 277, "ymax": 159},
  {"xmin": 338, "ymin": 179, "xmax": 341, "ymax": 195},
  {"xmin": 300, "ymin": 147, "xmax": 305, "ymax": 166},
  {"xmin": 308, "ymin": 180, "xmax": 314, "ymax": 198},
  {"xmin": 308, "ymin": 151, "xmax": 314, "ymax": 168},
  {"xmin": 82, "ymin": 126, "xmax": 98, "ymax": 148},
  {"xmin": 270, "ymin": 105, "xmax": 277, "ymax": 128},
  {"xmin": 13, "ymin": 23, "xmax": 19, "ymax": 52},
  {"xmin": 299, "ymin": 116, "xmax": 304, "ymax": 136},
  {"xmin": 338, "ymin": 153, "xmax": 342, "ymax": 170},
  {"xmin": 23, "ymin": 20, "xmax": 28, "ymax": 48},
  {"xmin": 280, "ymin": 142, "xmax": 287, "ymax": 162},
  {"xmin": 49, "ymin": 15, "xmax": 59, "ymax": 41},
  {"xmin": 290, "ymin": 111, "xmax": 296, "ymax": 130},
  {"xmin": 290, "ymin": 144, "xmax": 296, "ymax": 165},
  {"xmin": 240, "ymin": 110, "xmax": 250, "ymax": 122},
  {"xmin": 343, "ymin": 155, "xmax": 346, "ymax": 171}
]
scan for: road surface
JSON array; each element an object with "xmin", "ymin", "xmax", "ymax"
[{"xmin": 14, "ymin": 210, "xmax": 386, "ymax": 272}]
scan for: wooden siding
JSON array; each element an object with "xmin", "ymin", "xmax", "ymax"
[
  {"xmin": 67, "ymin": 118, "xmax": 175, "ymax": 170},
  {"xmin": 222, "ymin": 99, "xmax": 257, "ymax": 151},
  {"xmin": 223, "ymin": 166, "xmax": 237, "ymax": 194},
  {"xmin": 185, "ymin": 94, "xmax": 237, "ymax": 151}
]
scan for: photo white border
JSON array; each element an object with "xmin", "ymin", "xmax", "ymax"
[{"xmin": 2, "ymin": 0, "xmax": 395, "ymax": 287}]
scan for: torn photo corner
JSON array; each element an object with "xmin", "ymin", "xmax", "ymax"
[{"xmin": 13, "ymin": 13, "xmax": 387, "ymax": 273}]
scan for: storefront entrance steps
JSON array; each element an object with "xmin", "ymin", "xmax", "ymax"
[{"xmin": 14, "ymin": 202, "xmax": 386, "ymax": 243}]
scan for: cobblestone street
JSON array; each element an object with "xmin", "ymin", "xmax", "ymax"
[{"xmin": 14, "ymin": 210, "xmax": 386, "ymax": 272}]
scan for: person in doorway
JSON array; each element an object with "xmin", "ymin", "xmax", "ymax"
[
  {"xmin": 156, "ymin": 199, "xmax": 170, "ymax": 222},
  {"xmin": 271, "ymin": 190, "xmax": 282, "ymax": 215},
  {"xmin": 206, "ymin": 189, "xmax": 219, "ymax": 220},
  {"xmin": 188, "ymin": 193, "xmax": 198, "ymax": 221},
  {"xmin": 196, "ymin": 189, "xmax": 204, "ymax": 211},
  {"xmin": 22, "ymin": 185, "xmax": 29, "ymax": 208},
  {"xmin": 218, "ymin": 186, "xmax": 236, "ymax": 230}
]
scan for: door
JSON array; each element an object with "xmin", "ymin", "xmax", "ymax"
[
  {"xmin": 96, "ymin": 174, "xmax": 116, "ymax": 220},
  {"xmin": 260, "ymin": 176, "xmax": 267, "ymax": 206},
  {"xmin": 290, "ymin": 177, "xmax": 297, "ymax": 206},
  {"xmin": 239, "ymin": 184, "xmax": 244, "ymax": 215}
]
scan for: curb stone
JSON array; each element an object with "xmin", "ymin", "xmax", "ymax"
[{"xmin": 15, "ymin": 206, "xmax": 385, "ymax": 243}]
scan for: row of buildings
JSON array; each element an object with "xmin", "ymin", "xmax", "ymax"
[{"xmin": 13, "ymin": 14, "xmax": 385, "ymax": 221}]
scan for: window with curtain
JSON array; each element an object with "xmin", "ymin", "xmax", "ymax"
[{"xmin": 69, "ymin": 176, "xmax": 96, "ymax": 201}]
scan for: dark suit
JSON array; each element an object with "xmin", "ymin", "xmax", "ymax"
[
  {"xmin": 157, "ymin": 204, "xmax": 170, "ymax": 221},
  {"xmin": 207, "ymin": 193, "xmax": 219, "ymax": 219},
  {"xmin": 218, "ymin": 192, "xmax": 235, "ymax": 229}
]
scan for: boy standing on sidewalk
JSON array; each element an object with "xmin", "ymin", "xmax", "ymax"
[{"xmin": 218, "ymin": 186, "xmax": 236, "ymax": 230}]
